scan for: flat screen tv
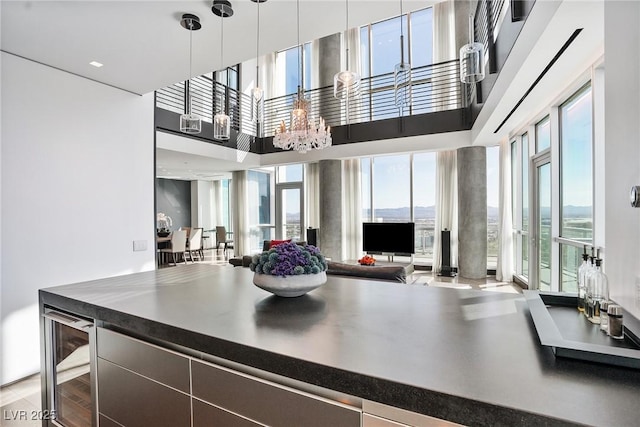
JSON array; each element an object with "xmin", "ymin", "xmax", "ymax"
[{"xmin": 362, "ymin": 222, "xmax": 415, "ymax": 255}]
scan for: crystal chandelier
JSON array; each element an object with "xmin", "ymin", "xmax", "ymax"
[
  {"xmin": 460, "ymin": 14, "xmax": 485, "ymax": 84},
  {"xmin": 272, "ymin": 0, "xmax": 331, "ymax": 153},
  {"xmin": 179, "ymin": 14, "xmax": 202, "ymax": 134},
  {"xmin": 273, "ymin": 87, "xmax": 331, "ymax": 153}
]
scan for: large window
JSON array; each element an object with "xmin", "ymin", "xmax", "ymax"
[
  {"xmin": 487, "ymin": 146, "xmax": 500, "ymax": 269},
  {"xmin": 278, "ymin": 43, "xmax": 312, "ymax": 95},
  {"xmin": 360, "ymin": 8, "xmax": 433, "ymax": 119},
  {"xmin": 372, "ymin": 155, "xmax": 411, "ymax": 221},
  {"xmin": 361, "ymin": 153, "xmax": 436, "ymax": 261},
  {"xmin": 510, "ymin": 81, "xmax": 596, "ymax": 291},
  {"xmin": 512, "ymin": 133, "xmax": 529, "ymax": 281},
  {"xmin": 247, "ymin": 170, "xmax": 273, "ymax": 252},
  {"xmin": 559, "ymin": 84, "xmax": 593, "ymax": 292},
  {"xmin": 521, "ymin": 133, "xmax": 529, "ymax": 278},
  {"xmin": 413, "ymin": 153, "xmax": 436, "ymax": 258},
  {"xmin": 535, "ymin": 116, "xmax": 550, "ymax": 152}
]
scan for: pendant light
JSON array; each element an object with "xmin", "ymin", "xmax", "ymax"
[
  {"xmin": 394, "ymin": 0, "xmax": 411, "ymax": 113},
  {"xmin": 333, "ymin": 0, "xmax": 360, "ymax": 125},
  {"xmin": 212, "ymin": 0, "xmax": 232, "ymax": 140},
  {"xmin": 250, "ymin": 0, "xmax": 266, "ymax": 104},
  {"xmin": 459, "ymin": 14, "xmax": 485, "ymax": 84},
  {"xmin": 179, "ymin": 14, "xmax": 202, "ymax": 134}
]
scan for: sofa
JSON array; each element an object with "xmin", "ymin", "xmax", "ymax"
[
  {"xmin": 326, "ymin": 261, "xmax": 409, "ymax": 283},
  {"xmin": 230, "ymin": 241, "xmax": 409, "ymax": 283}
]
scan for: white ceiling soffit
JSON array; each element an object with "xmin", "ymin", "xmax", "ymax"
[
  {"xmin": 471, "ymin": 0, "xmax": 604, "ymax": 146},
  {"xmin": 156, "ymin": 129, "xmax": 472, "ymax": 177},
  {"xmin": 1, "ymin": 0, "xmax": 437, "ymax": 95},
  {"xmin": 156, "ymin": 131, "xmax": 261, "ymax": 181}
]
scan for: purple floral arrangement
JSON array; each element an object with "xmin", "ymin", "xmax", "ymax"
[{"xmin": 249, "ymin": 241, "xmax": 328, "ymax": 276}]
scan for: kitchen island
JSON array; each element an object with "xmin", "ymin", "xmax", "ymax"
[{"xmin": 39, "ymin": 264, "xmax": 640, "ymax": 426}]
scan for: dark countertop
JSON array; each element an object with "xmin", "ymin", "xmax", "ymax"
[{"xmin": 40, "ymin": 264, "xmax": 640, "ymax": 426}]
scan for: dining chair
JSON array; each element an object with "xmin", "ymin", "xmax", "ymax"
[
  {"xmin": 216, "ymin": 226, "xmax": 234, "ymax": 256},
  {"xmin": 179, "ymin": 226, "xmax": 191, "ymax": 239},
  {"xmin": 159, "ymin": 230, "xmax": 187, "ymax": 266},
  {"xmin": 187, "ymin": 228, "xmax": 203, "ymax": 262}
]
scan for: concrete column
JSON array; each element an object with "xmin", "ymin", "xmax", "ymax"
[
  {"xmin": 319, "ymin": 159, "xmax": 343, "ymax": 261},
  {"xmin": 457, "ymin": 146, "xmax": 487, "ymax": 279},
  {"xmin": 313, "ymin": 34, "xmax": 341, "ymax": 121}
]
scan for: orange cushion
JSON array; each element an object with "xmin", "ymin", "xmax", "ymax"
[{"xmin": 269, "ymin": 239, "xmax": 292, "ymax": 249}]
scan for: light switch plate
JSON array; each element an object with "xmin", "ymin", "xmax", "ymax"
[{"xmin": 133, "ymin": 240, "xmax": 148, "ymax": 252}]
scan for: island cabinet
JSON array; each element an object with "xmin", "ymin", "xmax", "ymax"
[{"xmin": 95, "ymin": 327, "xmax": 361, "ymax": 427}]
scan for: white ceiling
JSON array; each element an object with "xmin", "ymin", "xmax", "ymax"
[
  {"xmin": 1, "ymin": 0, "xmax": 436, "ymax": 95},
  {"xmin": 2, "ymin": 0, "xmax": 605, "ymax": 181}
]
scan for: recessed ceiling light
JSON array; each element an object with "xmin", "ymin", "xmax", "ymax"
[{"xmin": 89, "ymin": 61, "xmax": 104, "ymax": 68}]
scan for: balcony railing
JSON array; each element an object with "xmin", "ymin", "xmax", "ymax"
[{"xmin": 155, "ymin": 59, "xmax": 468, "ymax": 139}]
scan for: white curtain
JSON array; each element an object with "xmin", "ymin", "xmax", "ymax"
[
  {"xmin": 433, "ymin": 0, "xmax": 457, "ymax": 111},
  {"xmin": 342, "ymin": 159, "xmax": 362, "ymax": 261},
  {"xmin": 305, "ymin": 162, "xmax": 320, "ymax": 229},
  {"xmin": 496, "ymin": 140, "xmax": 514, "ymax": 282},
  {"xmin": 433, "ymin": 0, "xmax": 456, "ymax": 63},
  {"xmin": 433, "ymin": 150, "xmax": 458, "ymax": 273},
  {"xmin": 343, "ymin": 27, "xmax": 362, "ymax": 125},
  {"xmin": 231, "ymin": 171, "xmax": 250, "ymax": 256},
  {"xmin": 212, "ymin": 180, "xmax": 223, "ymax": 227}
]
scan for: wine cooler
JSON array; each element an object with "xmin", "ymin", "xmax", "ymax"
[{"xmin": 42, "ymin": 308, "xmax": 97, "ymax": 427}]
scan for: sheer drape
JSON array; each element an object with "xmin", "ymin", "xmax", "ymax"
[
  {"xmin": 343, "ymin": 159, "xmax": 362, "ymax": 261},
  {"xmin": 496, "ymin": 140, "xmax": 514, "ymax": 282},
  {"xmin": 212, "ymin": 180, "xmax": 223, "ymax": 227},
  {"xmin": 342, "ymin": 27, "xmax": 362, "ymax": 125},
  {"xmin": 433, "ymin": 150, "xmax": 458, "ymax": 273},
  {"xmin": 306, "ymin": 163, "xmax": 320, "ymax": 229},
  {"xmin": 433, "ymin": 0, "xmax": 457, "ymax": 111},
  {"xmin": 232, "ymin": 171, "xmax": 250, "ymax": 256}
]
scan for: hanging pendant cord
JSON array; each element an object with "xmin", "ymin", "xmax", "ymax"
[
  {"xmin": 256, "ymin": 0, "xmax": 260, "ymax": 84},
  {"xmin": 400, "ymin": 0, "xmax": 405, "ymax": 64},
  {"xmin": 188, "ymin": 19, "xmax": 193, "ymax": 114},
  {"xmin": 345, "ymin": 0, "xmax": 350, "ymax": 70},
  {"xmin": 297, "ymin": 0, "xmax": 303, "ymax": 92},
  {"xmin": 220, "ymin": 14, "xmax": 225, "ymax": 114}
]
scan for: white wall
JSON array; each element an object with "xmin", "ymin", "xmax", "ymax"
[
  {"xmin": 603, "ymin": 1, "xmax": 640, "ymax": 320},
  {"xmin": 0, "ymin": 52, "xmax": 156, "ymax": 385}
]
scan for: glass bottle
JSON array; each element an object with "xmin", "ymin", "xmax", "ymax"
[
  {"xmin": 587, "ymin": 258, "xmax": 609, "ymax": 324},
  {"xmin": 584, "ymin": 255, "xmax": 596, "ymax": 319},
  {"xmin": 577, "ymin": 250, "xmax": 589, "ymax": 312},
  {"xmin": 600, "ymin": 301, "xmax": 609, "ymax": 333}
]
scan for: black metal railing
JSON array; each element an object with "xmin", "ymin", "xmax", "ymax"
[
  {"xmin": 156, "ymin": 58, "xmax": 465, "ymax": 139},
  {"xmin": 474, "ymin": 0, "xmax": 507, "ymax": 73}
]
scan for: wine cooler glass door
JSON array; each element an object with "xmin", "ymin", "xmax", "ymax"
[{"xmin": 43, "ymin": 309, "xmax": 96, "ymax": 427}]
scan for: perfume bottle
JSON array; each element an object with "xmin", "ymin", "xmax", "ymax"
[
  {"xmin": 577, "ymin": 247, "xmax": 589, "ymax": 312},
  {"xmin": 586, "ymin": 258, "xmax": 609, "ymax": 324}
]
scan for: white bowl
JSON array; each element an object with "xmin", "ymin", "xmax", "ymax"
[{"xmin": 253, "ymin": 272, "xmax": 327, "ymax": 297}]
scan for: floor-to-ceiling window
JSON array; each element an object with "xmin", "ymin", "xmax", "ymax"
[
  {"xmin": 277, "ymin": 43, "xmax": 312, "ymax": 95},
  {"xmin": 276, "ymin": 164, "xmax": 304, "ymax": 240},
  {"xmin": 361, "ymin": 153, "xmax": 436, "ymax": 262},
  {"xmin": 559, "ymin": 84, "xmax": 593, "ymax": 292},
  {"xmin": 487, "ymin": 145, "xmax": 500, "ymax": 269},
  {"xmin": 247, "ymin": 169, "xmax": 274, "ymax": 253},
  {"xmin": 510, "ymin": 80, "xmax": 596, "ymax": 290},
  {"xmin": 360, "ymin": 7, "xmax": 433, "ymax": 119}
]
